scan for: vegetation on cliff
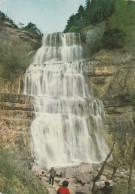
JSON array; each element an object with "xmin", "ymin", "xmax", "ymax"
[
  {"xmin": 103, "ymin": 0, "xmax": 135, "ymax": 49},
  {"xmin": 0, "ymin": 147, "xmax": 48, "ymax": 194},
  {"xmin": 0, "ymin": 11, "xmax": 18, "ymax": 28},
  {"xmin": 0, "ymin": 11, "xmax": 42, "ymax": 86},
  {"xmin": 23, "ymin": 22, "xmax": 42, "ymax": 37},
  {"xmin": 64, "ymin": 0, "xmax": 115, "ymax": 32},
  {"xmin": 0, "ymin": 40, "xmax": 32, "ymax": 81},
  {"xmin": 0, "ymin": 11, "xmax": 42, "ymax": 37},
  {"xmin": 64, "ymin": 0, "xmax": 135, "ymax": 50}
]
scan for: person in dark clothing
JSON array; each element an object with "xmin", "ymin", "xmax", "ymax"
[
  {"xmin": 57, "ymin": 181, "xmax": 70, "ymax": 194},
  {"xmin": 49, "ymin": 167, "xmax": 56, "ymax": 186},
  {"xmin": 102, "ymin": 181, "xmax": 113, "ymax": 194}
]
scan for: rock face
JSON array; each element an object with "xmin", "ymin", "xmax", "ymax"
[
  {"xmin": 83, "ymin": 50, "xmax": 135, "ymax": 137},
  {"xmin": 0, "ymin": 94, "xmax": 34, "ymax": 153},
  {"xmin": 0, "ymin": 20, "xmax": 42, "ymax": 94},
  {"xmin": 81, "ymin": 22, "xmax": 105, "ymax": 57},
  {"xmin": 0, "ymin": 22, "xmax": 41, "ymax": 151},
  {"xmin": 0, "ymin": 21, "xmax": 42, "ymax": 50},
  {"xmin": 81, "ymin": 23, "xmax": 135, "ymax": 140}
]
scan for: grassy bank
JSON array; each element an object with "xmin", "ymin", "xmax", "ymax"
[{"xmin": 0, "ymin": 148, "xmax": 48, "ymax": 194}]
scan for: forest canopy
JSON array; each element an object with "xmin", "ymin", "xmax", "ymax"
[
  {"xmin": 64, "ymin": 0, "xmax": 135, "ymax": 49},
  {"xmin": 64, "ymin": 0, "xmax": 115, "ymax": 32}
]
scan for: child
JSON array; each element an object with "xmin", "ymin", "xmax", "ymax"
[{"xmin": 57, "ymin": 181, "xmax": 70, "ymax": 194}]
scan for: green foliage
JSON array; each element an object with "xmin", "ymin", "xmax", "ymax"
[
  {"xmin": 0, "ymin": 11, "xmax": 18, "ymax": 28},
  {"xmin": 64, "ymin": 0, "xmax": 135, "ymax": 51},
  {"xmin": 23, "ymin": 22, "xmax": 42, "ymax": 37},
  {"xmin": 103, "ymin": 0, "xmax": 135, "ymax": 49},
  {"xmin": 64, "ymin": 0, "xmax": 115, "ymax": 33},
  {"xmin": 64, "ymin": 7, "xmax": 85, "ymax": 33},
  {"xmin": 103, "ymin": 28, "xmax": 126, "ymax": 49},
  {"xmin": 108, "ymin": 138, "xmax": 135, "ymax": 194},
  {"xmin": 112, "ymin": 180, "xmax": 135, "ymax": 194},
  {"xmin": 68, "ymin": 25, "xmax": 82, "ymax": 33},
  {"xmin": 112, "ymin": 182, "xmax": 128, "ymax": 194},
  {"xmin": 127, "ymin": 92, "xmax": 135, "ymax": 105},
  {"xmin": 0, "ymin": 11, "xmax": 42, "ymax": 38},
  {"xmin": 85, "ymin": 0, "xmax": 114, "ymax": 24},
  {"xmin": 0, "ymin": 40, "xmax": 33, "ymax": 81},
  {"xmin": 112, "ymin": 138, "xmax": 135, "ymax": 167},
  {"xmin": 0, "ymin": 148, "xmax": 48, "ymax": 194}
]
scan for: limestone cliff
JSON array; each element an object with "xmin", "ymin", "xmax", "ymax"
[
  {"xmin": 83, "ymin": 50, "xmax": 135, "ymax": 138},
  {"xmin": 0, "ymin": 20, "xmax": 42, "ymax": 93},
  {"xmin": 80, "ymin": 22, "xmax": 135, "ymax": 139},
  {"xmin": 0, "ymin": 20, "xmax": 41, "ymax": 153},
  {"xmin": 0, "ymin": 20, "xmax": 41, "ymax": 49},
  {"xmin": 0, "ymin": 94, "xmax": 34, "ymax": 155}
]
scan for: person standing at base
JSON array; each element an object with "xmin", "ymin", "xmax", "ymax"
[
  {"xmin": 49, "ymin": 167, "xmax": 56, "ymax": 186},
  {"xmin": 101, "ymin": 181, "xmax": 113, "ymax": 194},
  {"xmin": 57, "ymin": 181, "xmax": 70, "ymax": 194}
]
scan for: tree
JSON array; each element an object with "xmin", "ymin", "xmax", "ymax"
[
  {"xmin": 0, "ymin": 11, "xmax": 6, "ymax": 21},
  {"xmin": 103, "ymin": 0, "xmax": 135, "ymax": 49},
  {"xmin": 0, "ymin": 11, "xmax": 18, "ymax": 28},
  {"xmin": 85, "ymin": 0, "xmax": 91, "ymax": 8},
  {"xmin": 23, "ymin": 22, "xmax": 42, "ymax": 36},
  {"xmin": 92, "ymin": 143, "xmax": 115, "ymax": 194},
  {"xmin": 77, "ymin": 5, "xmax": 85, "ymax": 19},
  {"xmin": 85, "ymin": 0, "xmax": 115, "ymax": 25},
  {"xmin": 64, "ymin": 15, "xmax": 76, "ymax": 32},
  {"xmin": 64, "ymin": 0, "xmax": 115, "ymax": 32}
]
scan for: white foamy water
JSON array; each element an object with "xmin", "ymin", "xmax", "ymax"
[{"xmin": 24, "ymin": 33, "xmax": 109, "ymax": 168}]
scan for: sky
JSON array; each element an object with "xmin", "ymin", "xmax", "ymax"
[{"xmin": 0, "ymin": 0, "xmax": 85, "ymax": 33}]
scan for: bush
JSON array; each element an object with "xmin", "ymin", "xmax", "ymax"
[
  {"xmin": 0, "ymin": 39, "xmax": 33, "ymax": 81},
  {"xmin": 112, "ymin": 182, "xmax": 135, "ymax": 194},
  {"xmin": 103, "ymin": 27, "xmax": 126, "ymax": 49},
  {"xmin": 0, "ymin": 148, "xmax": 48, "ymax": 194},
  {"xmin": 0, "ymin": 11, "xmax": 18, "ymax": 28},
  {"xmin": 23, "ymin": 22, "xmax": 42, "ymax": 37},
  {"xmin": 103, "ymin": 0, "xmax": 135, "ymax": 49},
  {"xmin": 68, "ymin": 25, "xmax": 83, "ymax": 32}
]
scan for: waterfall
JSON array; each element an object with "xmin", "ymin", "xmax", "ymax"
[{"xmin": 24, "ymin": 33, "xmax": 109, "ymax": 168}]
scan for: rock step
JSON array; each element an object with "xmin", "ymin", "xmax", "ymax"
[
  {"xmin": 0, "ymin": 94, "xmax": 33, "ymax": 104},
  {"xmin": 0, "ymin": 102, "xmax": 34, "ymax": 111},
  {"xmin": 0, "ymin": 94, "xmax": 33, "ymax": 148},
  {"xmin": 0, "ymin": 109, "xmax": 34, "ymax": 118}
]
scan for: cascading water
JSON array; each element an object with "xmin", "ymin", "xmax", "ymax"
[{"xmin": 24, "ymin": 33, "xmax": 109, "ymax": 168}]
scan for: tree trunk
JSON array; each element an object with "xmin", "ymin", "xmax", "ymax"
[
  {"xmin": 111, "ymin": 166, "xmax": 117, "ymax": 180},
  {"xmin": 127, "ymin": 144, "xmax": 135, "ymax": 194},
  {"xmin": 92, "ymin": 143, "xmax": 115, "ymax": 194}
]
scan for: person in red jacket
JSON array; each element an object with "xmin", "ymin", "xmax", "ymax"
[{"xmin": 57, "ymin": 180, "xmax": 70, "ymax": 194}]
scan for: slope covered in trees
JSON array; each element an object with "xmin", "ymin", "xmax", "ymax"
[
  {"xmin": 64, "ymin": 0, "xmax": 115, "ymax": 33},
  {"xmin": 64, "ymin": 0, "xmax": 135, "ymax": 50}
]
